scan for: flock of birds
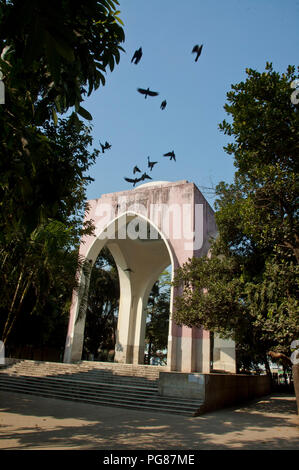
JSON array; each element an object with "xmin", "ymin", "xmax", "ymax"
[{"xmin": 99, "ymin": 43, "xmax": 204, "ymax": 188}]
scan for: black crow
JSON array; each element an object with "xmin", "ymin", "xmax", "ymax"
[
  {"xmin": 141, "ymin": 172, "xmax": 152, "ymax": 181},
  {"xmin": 192, "ymin": 44, "xmax": 203, "ymax": 62},
  {"xmin": 100, "ymin": 141, "xmax": 111, "ymax": 153},
  {"xmin": 147, "ymin": 156, "xmax": 158, "ymax": 171},
  {"xmin": 137, "ymin": 87, "xmax": 159, "ymax": 99},
  {"xmin": 163, "ymin": 151, "xmax": 176, "ymax": 161},
  {"xmin": 124, "ymin": 176, "xmax": 142, "ymax": 187},
  {"xmin": 131, "ymin": 47, "xmax": 142, "ymax": 64}
]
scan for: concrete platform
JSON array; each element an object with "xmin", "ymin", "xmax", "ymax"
[{"xmin": 0, "ymin": 390, "xmax": 298, "ymax": 450}]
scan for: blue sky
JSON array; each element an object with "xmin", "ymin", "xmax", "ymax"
[{"xmin": 83, "ymin": 0, "xmax": 298, "ymax": 208}]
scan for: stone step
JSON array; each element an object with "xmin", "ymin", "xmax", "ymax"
[
  {"xmin": 0, "ymin": 374, "xmax": 158, "ymax": 397},
  {"xmin": 6, "ymin": 370, "xmax": 160, "ymax": 382},
  {"xmin": 0, "ymin": 374, "xmax": 200, "ymax": 404},
  {"xmin": 0, "ymin": 374, "xmax": 203, "ymax": 416},
  {"xmin": 2, "ymin": 359, "xmax": 163, "ymax": 379},
  {"xmin": 2, "ymin": 368, "xmax": 158, "ymax": 385}
]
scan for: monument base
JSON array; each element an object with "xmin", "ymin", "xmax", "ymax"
[{"xmin": 158, "ymin": 371, "xmax": 271, "ymax": 414}]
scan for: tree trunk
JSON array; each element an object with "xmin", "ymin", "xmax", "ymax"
[
  {"xmin": 2, "ymin": 270, "xmax": 33, "ymax": 344},
  {"xmin": 2, "ymin": 268, "xmax": 25, "ymax": 343}
]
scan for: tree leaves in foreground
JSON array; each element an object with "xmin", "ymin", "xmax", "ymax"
[
  {"xmin": 0, "ymin": 115, "xmax": 99, "ymax": 345},
  {"xmin": 0, "ymin": 0, "xmax": 125, "ymax": 124},
  {"xmin": 0, "ymin": 1, "xmax": 124, "ymax": 347},
  {"xmin": 173, "ymin": 63, "xmax": 299, "ymax": 373}
]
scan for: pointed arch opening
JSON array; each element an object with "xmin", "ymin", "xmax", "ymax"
[{"xmin": 72, "ymin": 211, "xmax": 174, "ymax": 366}]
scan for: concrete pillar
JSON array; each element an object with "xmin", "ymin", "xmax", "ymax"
[
  {"xmin": 63, "ymin": 266, "xmax": 92, "ymax": 363},
  {"xmin": 195, "ymin": 328, "xmax": 211, "ymax": 373},
  {"xmin": 110, "ymin": 235, "xmax": 171, "ymax": 365},
  {"xmin": 168, "ymin": 322, "xmax": 211, "ymax": 373},
  {"xmin": 114, "ymin": 280, "xmax": 134, "ymax": 363}
]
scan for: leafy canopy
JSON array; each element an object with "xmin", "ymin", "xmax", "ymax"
[
  {"xmin": 173, "ymin": 63, "xmax": 299, "ymax": 369},
  {"xmin": 0, "ymin": 0, "xmax": 125, "ymax": 123},
  {"xmin": 0, "ymin": 1, "xmax": 125, "ymax": 345}
]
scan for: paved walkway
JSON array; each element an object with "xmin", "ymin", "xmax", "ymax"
[{"xmin": 0, "ymin": 390, "xmax": 298, "ymax": 450}]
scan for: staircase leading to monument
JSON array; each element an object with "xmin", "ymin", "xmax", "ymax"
[{"xmin": 0, "ymin": 359, "xmax": 203, "ymax": 416}]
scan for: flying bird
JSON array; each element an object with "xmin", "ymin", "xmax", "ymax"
[
  {"xmin": 133, "ymin": 166, "xmax": 141, "ymax": 174},
  {"xmin": 124, "ymin": 176, "xmax": 142, "ymax": 187},
  {"xmin": 131, "ymin": 47, "xmax": 142, "ymax": 64},
  {"xmin": 141, "ymin": 172, "xmax": 152, "ymax": 181},
  {"xmin": 192, "ymin": 44, "xmax": 203, "ymax": 62},
  {"xmin": 160, "ymin": 100, "xmax": 167, "ymax": 110},
  {"xmin": 137, "ymin": 87, "xmax": 159, "ymax": 99},
  {"xmin": 100, "ymin": 141, "xmax": 112, "ymax": 153},
  {"xmin": 147, "ymin": 156, "xmax": 158, "ymax": 171},
  {"xmin": 163, "ymin": 150, "xmax": 176, "ymax": 161}
]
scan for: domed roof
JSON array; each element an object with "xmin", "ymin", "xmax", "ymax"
[{"xmin": 134, "ymin": 181, "xmax": 171, "ymax": 189}]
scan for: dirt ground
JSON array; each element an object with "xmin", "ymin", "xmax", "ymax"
[{"xmin": 0, "ymin": 390, "xmax": 298, "ymax": 450}]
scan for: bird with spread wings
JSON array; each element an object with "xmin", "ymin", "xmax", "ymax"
[
  {"xmin": 163, "ymin": 150, "xmax": 176, "ymax": 161},
  {"xmin": 124, "ymin": 176, "xmax": 143, "ymax": 187},
  {"xmin": 147, "ymin": 156, "xmax": 158, "ymax": 171},
  {"xmin": 137, "ymin": 87, "xmax": 159, "ymax": 99}
]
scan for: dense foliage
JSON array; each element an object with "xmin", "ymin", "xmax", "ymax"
[
  {"xmin": 173, "ymin": 63, "xmax": 299, "ymax": 373},
  {"xmin": 0, "ymin": 116, "xmax": 99, "ymax": 346},
  {"xmin": 0, "ymin": 1, "xmax": 125, "ymax": 348}
]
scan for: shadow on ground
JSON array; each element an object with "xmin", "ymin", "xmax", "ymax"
[{"xmin": 0, "ymin": 391, "xmax": 298, "ymax": 450}]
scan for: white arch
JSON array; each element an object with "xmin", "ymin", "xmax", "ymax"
[
  {"xmin": 85, "ymin": 210, "xmax": 175, "ymax": 276},
  {"xmin": 64, "ymin": 209, "xmax": 174, "ymax": 364}
]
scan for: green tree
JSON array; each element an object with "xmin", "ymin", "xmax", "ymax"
[
  {"xmin": 0, "ymin": 115, "xmax": 99, "ymax": 345},
  {"xmin": 0, "ymin": 1, "xmax": 124, "ymax": 347},
  {"xmin": 173, "ymin": 63, "xmax": 299, "ymax": 374},
  {"xmin": 0, "ymin": 0, "xmax": 124, "ymax": 239},
  {"xmin": 0, "ymin": 0, "xmax": 124, "ymax": 233},
  {"xmin": 0, "ymin": 0, "xmax": 124, "ymax": 123},
  {"xmin": 218, "ymin": 62, "xmax": 299, "ymax": 263}
]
